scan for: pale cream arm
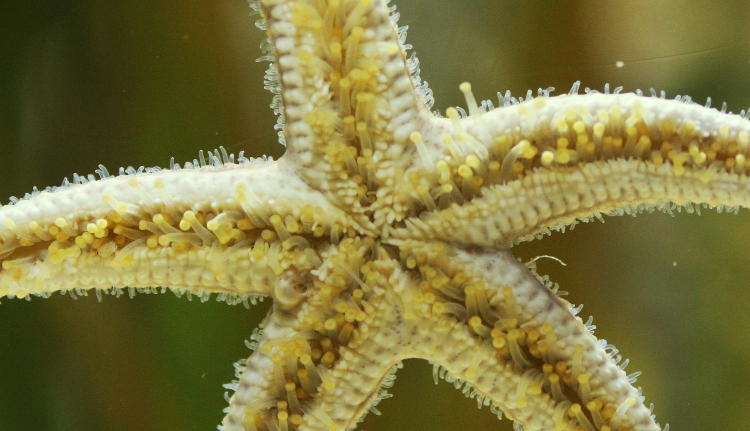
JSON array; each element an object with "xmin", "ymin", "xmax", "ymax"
[
  {"xmin": 396, "ymin": 93, "xmax": 750, "ymax": 247},
  {"xmin": 401, "ymin": 241, "xmax": 660, "ymax": 431},
  {"xmin": 0, "ymin": 160, "xmax": 352, "ymax": 300}
]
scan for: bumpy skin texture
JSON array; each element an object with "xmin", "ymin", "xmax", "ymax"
[{"xmin": 3, "ymin": 1, "xmax": 750, "ymax": 430}]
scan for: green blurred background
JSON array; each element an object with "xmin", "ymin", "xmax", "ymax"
[{"xmin": 2, "ymin": 1, "xmax": 750, "ymax": 430}]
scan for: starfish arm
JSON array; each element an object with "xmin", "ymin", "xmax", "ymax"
[
  {"xmin": 0, "ymin": 159, "xmax": 352, "ymax": 299},
  {"xmin": 222, "ymin": 238, "xmax": 413, "ymax": 431},
  {"xmin": 395, "ymin": 93, "xmax": 750, "ymax": 246},
  {"xmin": 402, "ymin": 241, "xmax": 659, "ymax": 431},
  {"xmin": 257, "ymin": 0, "xmax": 431, "ymax": 218}
]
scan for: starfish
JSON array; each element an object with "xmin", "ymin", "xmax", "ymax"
[{"xmin": 3, "ymin": 1, "xmax": 750, "ymax": 430}]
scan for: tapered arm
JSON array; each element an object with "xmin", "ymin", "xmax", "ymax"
[
  {"xmin": 399, "ymin": 241, "xmax": 659, "ymax": 431},
  {"xmin": 395, "ymin": 93, "xmax": 750, "ymax": 247},
  {"xmin": 221, "ymin": 238, "xmax": 414, "ymax": 431},
  {"xmin": 0, "ymin": 159, "xmax": 353, "ymax": 300},
  {"xmin": 257, "ymin": 0, "xmax": 433, "ymax": 223}
]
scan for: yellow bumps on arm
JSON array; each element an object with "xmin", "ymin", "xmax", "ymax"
[
  {"xmin": 14, "ymin": 1, "xmax": 748, "ymax": 430},
  {"xmin": 400, "ymin": 93, "xmax": 750, "ymax": 248},
  {"xmin": 0, "ymin": 161, "xmax": 354, "ymax": 299}
]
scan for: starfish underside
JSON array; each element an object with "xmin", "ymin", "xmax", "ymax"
[{"xmin": 3, "ymin": 1, "xmax": 750, "ymax": 431}]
